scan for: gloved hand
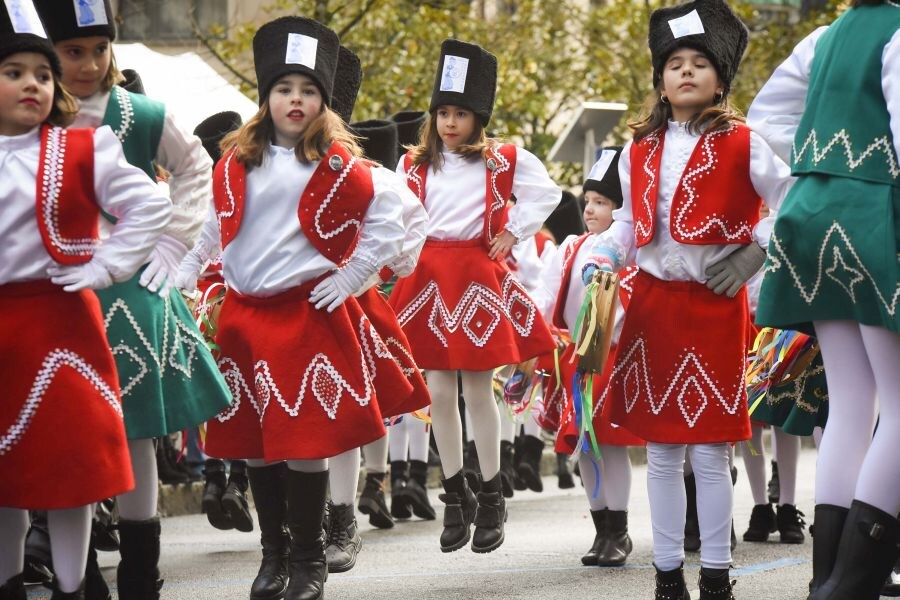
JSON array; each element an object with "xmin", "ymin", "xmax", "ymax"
[
  {"xmin": 309, "ymin": 260, "xmax": 373, "ymax": 312},
  {"xmin": 139, "ymin": 235, "xmax": 189, "ymax": 298},
  {"xmin": 705, "ymin": 243, "xmax": 767, "ymax": 298},
  {"xmin": 174, "ymin": 245, "xmax": 207, "ymax": 294},
  {"xmin": 48, "ymin": 261, "xmax": 113, "ymax": 292}
]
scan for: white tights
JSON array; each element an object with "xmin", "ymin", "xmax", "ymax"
[
  {"xmin": 117, "ymin": 438, "xmax": 158, "ymax": 521},
  {"xmin": 578, "ymin": 446, "xmax": 632, "ymax": 511},
  {"xmin": 815, "ymin": 320, "xmax": 900, "ymax": 515},
  {"xmin": 326, "ymin": 448, "xmax": 361, "ymax": 506},
  {"xmin": 388, "ymin": 410, "xmax": 431, "ymax": 463},
  {"xmin": 363, "ymin": 435, "xmax": 389, "ymax": 474},
  {"xmin": 742, "ymin": 424, "xmax": 800, "ymax": 506}
]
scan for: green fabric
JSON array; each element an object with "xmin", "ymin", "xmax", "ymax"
[
  {"xmin": 97, "ymin": 269, "xmax": 232, "ymax": 439},
  {"xmin": 751, "ymin": 352, "xmax": 828, "ymax": 437},
  {"xmin": 101, "ymin": 85, "xmax": 165, "ymax": 179},
  {"xmin": 791, "ymin": 5, "xmax": 900, "ymax": 186}
]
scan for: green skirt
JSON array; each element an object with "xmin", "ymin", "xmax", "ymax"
[
  {"xmin": 97, "ymin": 269, "xmax": 232, "ymax": 439},
  {"xmin": 751, "ymin": 352, "xmax": 828, "ymax": 437},
  {"xmin": 757, "ymin": 174, "xmax": 899, "ymax": 334}
]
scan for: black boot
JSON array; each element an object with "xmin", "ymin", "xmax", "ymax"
[
  {"xmin": 284, "ymin": 469, "xmax": 329, "ymax": 600},
  {"xmin": 403, "ymin": 460, "xmax": 436, "ymax": 520},
  {"xmin": 50, "ymin": 582, "xmax": 85, "ymax": 600},
  {"xmin": 357, "ymin": 472, "xmax": 394, "ymax": 529},
  {"xmin": 471, "ymin": 473, "xmax": 506, "ymax": 553},
  {"xmin": 24, "ymin": 512, "xmax": 53, "ymax": 585},
  {"xmin": 810, "ymin": 500, "xmax": 900, "ymax": 600},
  {"xmin": 202, "ymin": 458, "xmax": 232, "ymax": 530},
  {"xmin": 222, "ymin": 460, "xmax": 254, "ymax": 533},
  {"xmin": 597, "ymin": 510, "xmax": 632, "ymax": 566},
  {"xmin": 155, "ymin": 438, "xmax": 188, "ymax": 485},
  {"xmin": 581, "ymin": 509, "xmax": 607, "ymax": 566},
  {"xmin": 463, "ymin": 440, "xmax": 482, "ymax": 493},
  {"xmin": 438, "ymin": 470, "xmax": 477, "ymax": 552},
  {"xmin": 557, "ymin": 453, "xmax": 575, "ymax": 489},
  {"xmin": 0, "ymin": 574, "xmax": 25, "ymax": 600},
  {"xmin": 512, "ymin": 436, "xmax": 527, "ymax": 491},
  {"xmin": 92, "ymin": 500, "xmax": 119, "ymax": 552},
  {"xmin": 654, "ymin": 564, "xmax": 690, "ymax": 600},
  {"xmin": 768, "ymin": 460, "xmax": 780, "ymax": 504},
  {"xmin": 684, "ymin": 474, "xmax": 700, "ymax": 552},
  {"xmin": 698, "ymin": 567, "xmax": 735, "ymax": 600},
  {"xmin": 743, "ymin": 504, "xmax": 777, "ymax": 542},
  {"xmin": 499, "ymin": 441, "xmax": 516, "ymax": 498},
  {"xmin": 516, "ymin": 435, "xmax": 544, "ymax": 493},
  {"xmin": 248, "ymin": 463, "xmax": 290, "ymax": 600},
  {"xmin": 116, "ymin": 518, "xmax": 162, "ymax": 600},
  {"xmin": 83, "ymin": 542, "xmax": 110, "ymax": 600},
  {"xmin": 776, "ymin": 503, "xmax": 806, "ymax": 544},
  {"xmin": 808, "ymin": 504, "xmax": 849, "ymax": 595},
  {"xmin": 325, "ymin": 503, "xmax": 362, "ymax": 573},
  {"xmin": 882, "ymin": 557, "xmax": 900, "ymax": 597},
  {"xmin": 389, "ymin": 460, "xmax": 412, "ymax": 519}
]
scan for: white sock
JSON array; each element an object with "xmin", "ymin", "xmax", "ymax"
[
  {"xmin": 461, "ymin": 370, "xmax": 501, "ymax": 481},
  {"xmin": 328, "ymin": 448, "xmax": 361, "ymax": 506},
  {"xmin": 48, "ymin": 506, "xmax": 92, "ymax": 593},
  {"xmin": 426, "ymin": 370, "xmax": 464, "ymax": 477},
  {"xmin": 0, "ymin": 508, "xmax": 29, "ymax": 582},
  {"xmin": 388, "ymin": 417, "xmax": 410, "ymax": 462},
  {"xmin": 600, "ymin": 445, "xmax": 633, "ymax": 511},
  {"xmin": 690, "ymin": 443, "xmax": 733, "ymax": 570},
  {"xmin": 117, "ymin": 438, "xmax": 158, "ymax": 521},
  {"xmin": 363, "ymin": 435, "xmax": 389, "ymax": 474},
  {"xmin": 742, "ymin": 424, "xmax": 768, "ymax": 505},
  {"xmin": 773, "ymin": 428, "xmax": 800, "ymax": 506}
]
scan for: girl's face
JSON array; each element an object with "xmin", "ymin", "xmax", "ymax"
[
  {"xmin": 55, "ymin": 36, "xmax": 110, "ymax": 99},
  {"xmin": 583, "ymin": 191, "xmax": 615, "ymax": 234},
  {"xmin": 435, "ymin": 105, "xmax": 475, "ymax": 151},
  {"xmin": 660, "ymin": 48, "xmax": 723, "ymax": 121},
  {"xmin": 268, "ymin": 73, "xmax": 322, "ymax": 148},
  {"xmin": 0, "ymin": 52, "xmax": 54, "ymax": 136}
]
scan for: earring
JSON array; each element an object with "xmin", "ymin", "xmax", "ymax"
[
  {"xmin": 715, "ymin": 91, "xmax": 724, "ymax": 103},
  {"xmin": 660, "ymin": 95, "xmax": 669, "ymax": 104}
]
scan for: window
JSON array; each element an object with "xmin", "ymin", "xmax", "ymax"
[{"xmin": 117, "ymin": 0, "xmax": 227, "ymax": 42}]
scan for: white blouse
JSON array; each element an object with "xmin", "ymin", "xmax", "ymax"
[
  {"xmin": 0, "ymin": 126, "xmax": 171, "ymax": 286},
  {"xmin": 508, "ymin": 235, "xmax": 554, "ymax": 296}
]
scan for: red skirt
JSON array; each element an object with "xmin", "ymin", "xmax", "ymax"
[
  {"xmin": 205, "ymin": 281, "xmax": 402, "ymax": 461},
  {"xmin": 0, "ymin": 280, "xmax": 133, "ymax": 509},
  {"xmin": 605, "ymin": 272, "xmax": 752, "ymax": 444},
  {"xmin": 389, "ymin": 239, "xmax": 555, "ymax": 370}
]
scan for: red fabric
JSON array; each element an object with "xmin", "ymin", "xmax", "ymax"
[
  {"xmin": 205, "ymin": 282, "xmax": 393, "ymax": 461},
  {"xmin": 36, "ymin": 126, "xmax": 99, "ymax": 265},
  {"xmin": 534, "ymin": 231, "xmax": 552, "ymax": 257},
  {"xmin": 630, "ymin": 124, "xmax": 762, "ymax": 248},
  {"xmin": 389, "ymin": 239, "xmax": 555, "ymax": 371},
  {"xmin": 0, "ymin": 280, "xmax": 133, "ymax": 509},
  {"xmin": 551, "ymin": 233, "xmax": 593, "ymax": 329},
  {"xmin": 605, "ymin": 271, "xmax": 752, "ymax": 444}
]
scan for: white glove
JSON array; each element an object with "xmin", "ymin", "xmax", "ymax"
[
  {"xmin": 48, "ymin": 261, "xmax": 113, "ymax": 292},
  {"xmin": 139, "ymin": 235, "xmax": 189, "ymax": 298},
  {"xmin": 705, "ymin": 243, "xmax": 767, "ymax": 298},
  {"xmin": 309, "ymin": 260, "xmax": 374, "ymax": 312},
  {"xmin": 174, "ymin": 248, "xmax": 206, "ymax": 294}
]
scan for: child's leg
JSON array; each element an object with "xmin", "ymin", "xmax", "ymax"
[
  {"xmin": 601, "ymin": 445, "xmax": 633, "ymax": 511},
  {"xmin": 499, "ymin": 410, "xmax": 516, "ymax": 443},
  {"xmin": 579, "ymin": 451, "xmax": 608, "ymax": 511},
  {"xmin": 328, "ymin": 448, "xmax": 361, "ymax": 506},
  {"xmin": 363, "ymin": 436, "xmax": 389, "ymax": 475},
  {"xmin": 743, "ymin": 424, "xmax": 768, "ymax": 505},
  {"xmin": 460, "ymin": 369, "xmax": 501, "ymax": 481},
  {"xmin": 408, "ymin": 411, "xmax": 431, "ymax": 463},
  {"xmin": 773, "ymin": 428, "xmax": 800, "ymax": 507},
  {"xmin": 689, "ymin": 443, "xmax": 733, "ymax": 570},
  {"xmin": 646, "ymin": 442, "xmax": 687, "ymax": 570},
  {"xmin": 117, "ymin": 438, "xmax": 158, "ymax": 521},
  {"xmin": 0, "ymin": 508, "xmax": 30, "ymax": 582},
  {"xmin": 388, "ymin": 417, "xmax": 410, "ymax": 463},
  {"xmin": 48, "ymin": 505, "xmax": 92, "ymax": 593},
  {"xmin": 425, "ymin": 370, "xmax": 463, "ymax": 476}
]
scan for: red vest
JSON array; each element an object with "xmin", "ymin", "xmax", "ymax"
[
  {"xmin": 36, "ymin": 125, "xmax": 100, "ymax": 265},
  {"xmin": 213, "ymin": 141, "xmax": 374, "ymax": 266},
  {"xmin": 402, "ymin": 144, "xmax": 517, "ymax": 250},
  {"xmin": 630, "ymin": 123, "xmax": 761, "ymax": 247}
]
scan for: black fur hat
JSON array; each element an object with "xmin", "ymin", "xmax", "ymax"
[
  {"xmin": 252, "ymin": 16, "xmax": 339, "ymax": 106},
  {"xmin": 545, "ymin": 191, "xmax": 585, "ymax": 242},
  {"xmin": 583, "ymin": 146, "xmax": 623, "ymax": 208},
  {"xmin": 331, "ymin": 46, "xmax": 362, "ymax": 123},
  {"xmin": 648, "ymin": 0, "xmax": 748, "ymax": 94},
  {"xmin": 390, "ymin": 110, "xmax": 426, "ymax": 156},
  {"xmin": 34, "ymin": 0, "xmax": 115, "ymax": 42},
  {"xmin": 351, "ymin": 119, "xmax": 398, "ymax": 169},
  {"xmin": 0, "ymin": 0, "xmax": 59, "ymax": 74},
  {"xmin": 120, "ymin": 68, "xmax": 144, "ymax": 95},
  {"xmin": 429, "ymin": 39, "xmax": 497, "ymax": 126},
  {"xmin": 194, "ymin": 111, "xmax": 242, "ymax": 167}
]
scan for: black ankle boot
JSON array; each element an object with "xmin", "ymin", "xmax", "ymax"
[
  {"xmin": 325, "ymin": 503, "xmax": 362, "ymax": 573},
  {"xmin": 516, "ymin": 435, "xmax": 544, "ymax": 492},
  {"xmin": 403, "ymin": 460, "xmax": 436, "ymax": 520},
  {"xmin": 882, "ymin": 557, "xmax": 900, "ymax": 597},
  {"xmin": 116, "ymin": 518, "xmax": 162, "ymax": 600},
  {"xmin": 808, "ymin": 504, "xmax": 849, "ymax": 595},
  {"xmin": 438, "ymin": 470, "xmax": 477, "ymax": 552},
  {"xmin": 597, "ymin": 510, "xmax": 632, "ymax": 566},
  {"xmin": 684, "ymin": 474, "xmax": 700, "ymax": 552},
  {"xmin": 463, "ymin": 440, "xmax": 482, "ymax": 493},
  {"xmin": 50, "ymin": 582, "xmax": 85, "ymax": 600},
  {"xmin": 357, "ymin": 472, "xmax": 394, "ymax": 529},
  {"xmin": 24, "ymin": 512, "xmax": 53, "ymax": 585},
  {"xmin": 92, "ymin": 500, "xmax": 119, "ymax": 552},
  {"xmin": 83, "ymin": 542, "xmax": 110, "ymax": 600},
  {"xmin": 389, "ymin": 460, "xmax": 412, "ymax": 519},
  {"xmin": 499, "ymin": 441, "xmax": 516, "ymax": 498},
  {"xmin": 581, "ymin": 509, "xmax": 607, "ymax": 566},
  {"xmin": 654, "ymin": 564, "xmax": 690, "ymax": 600},
  {"xmin": 471, "ymin": 473, "xmax": 507, "ymax": 553},
  {"xmin": 222, "ymin": 460, "xmax": 254, "ymax": 533},
  {"xmin": 698, "ymin": 567, "xmax": 735, "ymax": 599},
  {"xmin": 512, "ymin": 436, "xmax": 527, "ymax": 491},
  {"xmin": 776, "ymin": 503, "xmax": 806, "ymax": 544},
  {"xmin": 810, "ymin": 500, "xmax": 900, "ymax": 600},
  {"xmin": 743, "ymin": 503, "xmax": 777, "ymax": 542},
  {"xmin": 284, "ymin": 469, "xmax": 329, "ymax": 600},
  {"xmin": 0, "ymin": 574, "xmax": 25, "ymax": 600},
  {"xmin": 556, "ymin": 453, "xmax": 575, "ymax": 489},
  {"xmin": 768, "ymin": 460, "xmax": 780, "ymax": 504},
  {"xmin": 248, "ymin": 463, "xmax": 290, "ymax": 600},
  {"xmin": 202, "ymin": 458, "xmax": 231, "ymax": 530}
]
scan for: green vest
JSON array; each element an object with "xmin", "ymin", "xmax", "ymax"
[
  {"xmin": 791, "ymin": 4, "xmax": 900, "ymax": 187},
  {"xmin": 101, "ymin": 85, "xmax": 166, "ymax": 179}
]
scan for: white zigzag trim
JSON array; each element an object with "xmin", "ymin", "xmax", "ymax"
[
  {"xmin": 487, "ymin": 147, "xmax": 511, "ymax": 235},
  {"xmin": 111, "ymin": 87, "xmax": 134, "ymax": 143},
  {"xmin": 315, "ymin": 156, "xmax": 361, "ymax": 240},
  {"xmin": 215, "ymin": 357, "xmax": 258, "ymax": 423},
  {"xmin": 792, "ymin": 128, "xmax": 899, "ymax": 179},
  {"xmin": 636, "ymin": 132, "xmax": 661, "ymax": 242},
  {"xmin": 357, "ymin": 315, "xmax": 394, "ymax": 382},
  {"xmin": 406, "ymin": 163, "xmax": 424, "ymax": 199},
  {"xmin": 216, "ymin": 149, "xmax": 239, "ymax": 229},
  {"xmin": 41, "ymin": 127, "xmax": 98, "ymax": 257}
]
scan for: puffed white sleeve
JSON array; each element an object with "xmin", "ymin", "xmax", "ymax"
[
  {"xmin": 347, "ymin": 170, "xmax": 407, "ymax": 274},
  {"xmin": 590, "ymin": 140, "xmax": 636, "ymax": 270},
  {"xmin": 506, "ymin": 147, "xmax": 562, "ymax": 241},
  {"xmin": 749, "ymin": 131, "xmax": 795, "ymax": 248},
  {"xmin": 883, "ymin": 29, "xmax": 900, "ymax": 161},
  {"xmin": 534, "ymin": 235, "xmax": 570, "ymax": 320},
  {"xmin": 372, "ymin": 166, "xmax": 427, "ymax": 278},
  {"xmin": 747, "ymin": 26, "xmax": 828, "ymax": 164},
  {"xmin": 91, "ymin": 126, "xmax": 172, "ymax": 281},
  {"xmin": 154, "ymin": 108, "xmax": 214, "ymax": 248}
]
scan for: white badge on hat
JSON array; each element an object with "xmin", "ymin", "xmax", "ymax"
[
  {"xmin": 588, "ymin": 149, "xmax": 617, "ymax": 182},
  {"xmin": 5, "ymin": 0, "xmax": 47, "ymax": 37},
  {"xmin": 73, "ymin": 0, "xmax": 108, "ymax": 27},
  {"xmin": 285, "ymin": 33, "xmax": 318, "ymax": 69},
  {"xmin": 668, "ymin": 9, "xmax": 705, "ymax": 39},
  {"xmin": 439, "ymin": 55, "xmax": 469, "ymax": 94}
]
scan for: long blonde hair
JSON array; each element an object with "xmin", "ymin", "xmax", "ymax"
[
  {"xmin": 630, "ymin": 86, "xmax": 744, "ymax": 142},
  {"xmin": 405, "ymin": 111, "xmax": 501, "ymax": 172}
]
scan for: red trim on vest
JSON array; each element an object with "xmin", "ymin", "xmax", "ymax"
[
  {"xmin": 534, "ymin": 231, "xmax": 552, "ymax": 257},
  {"xmin": 630, "ymin": 124, "xmax": 762, "ymax": 247},
  {"xmin": 552, "ymin": 233, "xmax": 592, "ymax": 329},
  {"xmin": 36, "ymin": 125, "xmax": 100, "ymax": 265}
]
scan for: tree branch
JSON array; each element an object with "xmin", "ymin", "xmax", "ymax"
[
  {"xmin": 337, "ymin": 0, "xmax": 380, "ymax": 38},
  {"xmin": 189, "ymin": 0, "xmax": 255, "ymax": 87}
]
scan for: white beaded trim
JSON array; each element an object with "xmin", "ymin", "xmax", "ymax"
[
  {"xmin": 111, "ymin": 86, "xmax": 134, "ymax": 143},
  {"xmin": 215, "ymin": 357, "xmax": 259, "ymax": 423},
  {"xmin": 315, "ymin": 156, "xmax": 361, "ymax": 240},
  {"xmin": 41, "ymin": 127, "xmax": 98, "ymax": 257},
  {"xmin": 406, "ymin": 162, "xmax": 424, "ymax": 199},
  {"xmin": 636, "ymin": 132, "xmax": 662, "ymax": 242},
  {"xmin": 217, "ymin": 149, "xmax": 239, "ymax": 228},
  {"xmin": 487, "ymin": 147, "xmax": 511, "ymax": 236},
  {"xmin": 793, "ymin": 128, "xmax": 899, "ymax": 179}
]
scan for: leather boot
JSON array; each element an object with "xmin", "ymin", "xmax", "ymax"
[
  {"xmin": 767, "ymin": 460, "xmax": 780, "ymax": 504},
  {"xmin": 116, "ymin": 518, "xmax": 162, "ymax": 600},
  {"xmin": 0, "ymin": 574, "xmax": 25, "ymax": 600},
  {"xmin": 654, "ymin": 564, "xmax": 690, "ymax": 600},
  {"xmin": 516, "ymin": 435, "xmax": 544, "ymax": 493},
  {"xmin": 202, "ymin": 458, "xmax": 231, "ymax": 530},
  {"xmin": 776, "ymin": 503, "xmax": 806, "ymax": 544},
  {"xmin": 50, "ymin": 582, "xmax": 85, "ymax": 600},
  {"xmin": 155, "ymin": 438, "xmax": 188, "ymax": 485},
  {"xmin": 92, "ymin": 500, "xmax": 119, "ymax": 552},
  {"xmin": 248, "ymin": 463, "xmax": 290, "ymax": 600},
  {"xmin": 83, "ymin": 542, "xmax": 110, "ymax": 600},
  {"xmin": 24, "ymin": 512, "xmax": 53, "ymax": 585},
  {"xmin": 810, "ymin": 500, "xmax": 900, "ymax": 600},
  {"xmin": 882, "ymin": 556, "xmax": 900, "ymax": 597},
  {"xmin": 325, "ymin": 503, "xmax": 362, "ymax": 573},
  {"xmin": 403, "ymin": 460, "xmax": 436, "ymax": 520},
  {"xmin": 808, "ymin": 504, "xmax": 849, "ymax": 595},
  {"xmin": 357, "ymin": 472, "xmax": 394, "ymax": 529},
  {"xmin": 471, "ymin": 473, "xmax": 506, "ymax": 553},
  {"xmin": 597, "ymin": 510, "xmax": 632, "ymax": 566},
  {"xmin": 438, "ymin": 470, "xmax": 477, "ymax": 552},
  {"xmin": 698, "ymin": 567, "xmax": 735, "ymax": 600},
  {"xmin": 512, "ymin": 436, "xmax": 527, "ymax": 491},
  {"xmin": 222, "ymin": 460, "xmax": 254, "ymax": 533},
  {"xmin": 284, "ymin": 469, "xmax": 329, "ymax": 600},
  {"xmin": 499, "ymin": 441, "xmax": 516, "ymax": 498},
  {"xmin": 557, "ymin": 453, "xmax": 575, "ymax": 490},
  {"xmin": 463, "ymin": 440, "xmax": 481, "ymax": 493},
  {"xmin": 743, "ymin": 504, "xmax": 777, "ymax": 542},
  {"xmin": 581, "ymin": 509, "xmax": 607, "ymax": 566},
  {"xmin": 684, "ymin": 474, "xmax": 700, "ymax": 552},
  {"xmin": 389, "ymin": 460, "xmax": 411, "ymax": 519}
]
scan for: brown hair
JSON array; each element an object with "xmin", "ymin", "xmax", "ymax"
[
  {"xmin": 405, "ymin": 111, "xmax": 502, "ymax": 172},
  {"xmin": 629, "ymin": 85, "xmax": 745, "ymax": 142},
  {"xmin": 100, "ymin": 46, "xmax": 123, "ymax": 93},
  {"xmin": 47, "ymin": 78, "xmax": 79, "ymax": 127},
  {"xmin": 221, "ymin": 101, "xmax": 362, "ymax": 168}
]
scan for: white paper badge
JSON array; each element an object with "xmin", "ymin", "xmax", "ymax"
[
  {"xmin": 5, "ymin": 0, "xmax": 47, "ymax": 37},
  {"xmin": 73, "ymin": 0, "xmax": 108, "ymax": 27},
  {"xmin": 588, "ymin": 149, "xmax": 617, "ymax": 182},
  {"xmin": 285, "ymin": 33, "xmax": 318, "ymax": 69},
  {"xmin": 668, "ymin": 9, "xmax": 705, "ymax": 39},
  {"xmin": 439, "ymin": 55, "xmax": 469, "ymax": 94}
]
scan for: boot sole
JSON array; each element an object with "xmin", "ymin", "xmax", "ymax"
[
  {"xmin": 471, "ymin": 532, "xmax": 505, "ymax": 554},
  {"xmin": 327, "ymin": 540, "xmax": 362, "ymax": 573},
  {"xmin": 742, "ymin": 532, "xmax": 770, "ymax": 542},
  {"xmin": 358, "ymin": 498, "xmax": 395, "ymax": 529},
  {"xmin": 221, "ymin": 493, "xmax": 254, "ymax": 533},
  {"xmin": 397, "ymin": 489, "xmax": 436, "ymax": 521},
  {"xmin": 250, "ymin": 587, "xmax": 287, "ymax": 600},
  {"xmin": 202, "ymin": 497, "xmax": 234, "ymax": 531},
  {"xmin": 440, "ymin": 531, "xmax": 471, "ymax": 553}
]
